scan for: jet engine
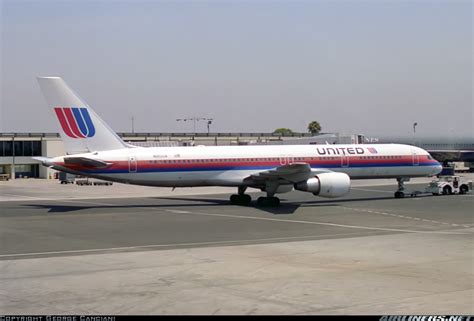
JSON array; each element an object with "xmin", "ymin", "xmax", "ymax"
[{"xmin": 294, "ymin": 172, "xmax": 350, "ymax": 198}]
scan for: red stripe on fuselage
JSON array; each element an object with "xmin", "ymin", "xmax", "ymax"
[{"xmin": 56, "ymin": 155, "xmax": 438, "ymax": 173}]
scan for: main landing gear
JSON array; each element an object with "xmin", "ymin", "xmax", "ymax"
[
  {"xmin": 229, "ymin": 186, "xmax": 252, "ymax": 205},
  {"xmin": 229, "ymin": 186, "xmax": 281, "ymax": 206},
  {"xmin": 394, "ymin": 177, "xmax": 409, "ymax": 198},
  {"xmin": 256, "ymin": 182, "xmax": 281, "ymax": 206}
]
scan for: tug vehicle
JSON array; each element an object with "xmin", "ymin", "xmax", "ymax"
[{"xmin": 426, "ymin": 175, "xmax": 472, "ymax": 195}]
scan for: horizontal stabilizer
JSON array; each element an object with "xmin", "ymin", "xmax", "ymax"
[
  {"xmin": 32, "ymin": 157, "xmax": 53, "ymax": 167},
  {"xmin": 64, "ymin": 157, "xmax": 111, "ymax": 168}
]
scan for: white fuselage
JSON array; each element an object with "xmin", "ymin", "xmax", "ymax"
[{"xmin": 51, "ymin": 144, "xmax": 442, "ymax": 189}]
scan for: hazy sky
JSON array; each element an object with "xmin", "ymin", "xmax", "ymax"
[{"xmin": 1, "ymin": 0, "xmax": 472, "ymax": 139}]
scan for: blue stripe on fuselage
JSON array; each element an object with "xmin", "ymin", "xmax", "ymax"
[{"xmin": 80, "ymin": 162, "xmax": 438, "ymax": 174}]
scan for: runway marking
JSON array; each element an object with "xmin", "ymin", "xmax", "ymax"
[
  {"xmin": 32, "ymin": 198, "xmax": 471, "ymax": 233},
  {"xmin": 166, "ymin": 209, "xmax": 192, "ymax": 214},
  {"xmin": 57, "ymin": 199, "xmax": 117, "ymax": 206},
  {"xmin": 342, "ymin": 206, "xmax": 473, "ymax": 228},
  {"xmin": 0, "ymin": 194, "xmax": 121, "ymax": 204},
  {"xmin": 0, "ymin": 232, "xmax": 382, "ymax": 259},
  {"xmin": 159, "ymin": 209, "xmax": 471, "ymax": 235},
  {"xmin": 0, "ymin": 193, "xmax": 52, "ymax": 201},
  {"xmin": 351, "ymin": 188, "xmax": 474, "ymax": 199},
  {"xmin": 351, "ymin": 188, "xmax": 394, "ymax": 194},
  {"xmin": 0, "ymin": 191, "xmax": 235, "ymax": 202}
]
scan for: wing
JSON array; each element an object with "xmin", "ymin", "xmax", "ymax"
[{"xmin": 243, "ymin": 163, "xmax": 331, "ymax": 186}]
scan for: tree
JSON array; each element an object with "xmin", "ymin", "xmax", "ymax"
[
  {"xmin": 307, "ymin": 121, "xmax": 321, "ymax": 134},
  {"xmin": 273, "ymin": 128, "xmax": 294, "ymax": 136}
]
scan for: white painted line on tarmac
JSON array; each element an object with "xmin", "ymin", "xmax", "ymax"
[
  {"xmin": 0, "ymin": 190, "xmax": 234, "ymax": 202},
  {"xmin": 47, "ymin": 199, "xmax": 472, "ymax": 234},
  {"xmin": 0, "ymin": 232, "xmax": 374, "ymax": 259},
  {"xmin": 342, "ymin": 206, "xmax": 472, "ymax": 229},
  {"xmin": 166, "ymin": 209, "xmax": 192, "ymax": 214},
  {"xmin": 351, "ymin": 188, "xmax": 394, "ymax": 194},
  {"xmin": 160, "ymin": 209, "xmax": 471, "ymax": 236},
  {"xmin": 0, "ymin": 193, "xmax": 51, "ymax": 201},
  {"xmin": 57, "ymin": 199, "xmax": 117, "ymax": 207},
  {"xmin": 71, "ymin": 198, "xmax": 474, "ymax": 231}
]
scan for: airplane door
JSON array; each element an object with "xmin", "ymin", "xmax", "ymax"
[
  {"xmin": 129, "ymin": 155, "xmax": 137, "ymax": 172},
  {"xmin": 412, "ymin": 152, "xmax": 419, "ymax": 166},
  {"xmin": 279, "ymin": 157, "xmax": 287, "ymax": 166},
  {"xmin": 341, "ymin": 155, "xmax": 349, "ymax": 168}
]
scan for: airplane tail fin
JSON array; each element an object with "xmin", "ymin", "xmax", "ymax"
[{"xmin": 37, "ymin": 77, "xmax": 127, "ymax": 154}]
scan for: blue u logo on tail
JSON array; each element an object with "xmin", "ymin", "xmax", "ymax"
[{"xmin": 54, "ymin": 107, "xmax": 96, "ymax": 138}]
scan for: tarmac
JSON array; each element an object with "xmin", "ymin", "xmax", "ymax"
[{"xmin": 0, "ymin": 176, "xmax": 473, "ymax": 314}]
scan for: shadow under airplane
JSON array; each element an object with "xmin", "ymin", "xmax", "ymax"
[{"xmin": 23, "ymin": 194, "xmax": 429, "ymax": 215}]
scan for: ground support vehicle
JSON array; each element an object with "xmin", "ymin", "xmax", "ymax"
[{"xmin": 425, "ymin": 175, "xmax": 472, "ymax": 195}]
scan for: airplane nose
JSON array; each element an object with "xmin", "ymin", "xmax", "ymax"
[{"xmin": 433, "ymin": 162, "xmax": 442, "ymax": 175}]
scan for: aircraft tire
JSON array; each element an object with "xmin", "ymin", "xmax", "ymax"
[
  {"xmin": 394, "ymin": 191, "xmax": 405, "ymax": 199},
  {"xmin": 230, "ymin": 194, "xmax": 252, "ymax": 205}
]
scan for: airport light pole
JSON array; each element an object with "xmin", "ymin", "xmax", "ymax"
[
  {"xmin": 176, "ymin": 117, "xmax": 212, "ymax": 134},
  {"xmin": 206, "ymin": 119, "xmax": 213, "ymax": 134},
  {"xmin": 12, "ymin": 136, "xmax": 15, "ymax": 180},
  {"xmin": 131, "ymin": 116, "xmax": 135, "ymax": 134},
  {"xmin": 413, "ymin": 122, "xmax": 418, "ymax": 146}
]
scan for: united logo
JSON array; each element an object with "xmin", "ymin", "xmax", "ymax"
[{"xmin": 54, "ymin": 107, "xmax": 96, "ymax": 138}]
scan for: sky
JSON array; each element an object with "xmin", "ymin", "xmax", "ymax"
[{"xmin": 1, "ymin": 0, "xmax": 472, "ymax": 139}]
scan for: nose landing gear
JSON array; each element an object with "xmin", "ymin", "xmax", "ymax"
[
  {"xmin": 394, "ymin": 177, "xmax": 410, "ymax": 198},
  {"xmin": 394, "ymin": 191, "xmax": 405, "ymax": 198}
]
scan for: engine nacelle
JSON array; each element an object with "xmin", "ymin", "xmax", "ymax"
[{"xmin": 294, "ymin": 172, "xmax": 351, "ymax": 198}]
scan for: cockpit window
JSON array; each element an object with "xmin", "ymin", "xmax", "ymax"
[{"xmin": 427, "ymin": 155, "xmax": 433, "ymax": 160}]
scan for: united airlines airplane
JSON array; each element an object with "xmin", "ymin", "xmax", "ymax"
[{"xmin": 35, "ymin": 77, "xmax": 442, "ymax": 206}]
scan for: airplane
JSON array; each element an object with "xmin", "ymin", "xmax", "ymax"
[{"xmin": 34, "ymin": 77, "xmax": 443, "ymax": 206}]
